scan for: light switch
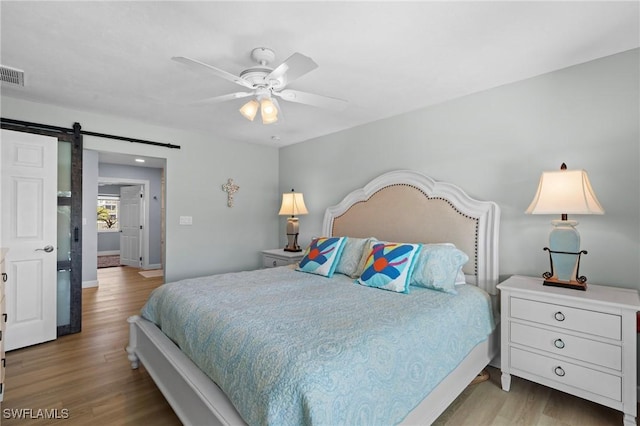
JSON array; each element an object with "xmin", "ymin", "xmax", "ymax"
[{"xmin": 179, "ymin": 216, "xmax": 193, "ymax": 225}]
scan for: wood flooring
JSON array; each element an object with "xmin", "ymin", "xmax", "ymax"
[
  {"xmin": 3, "ymin": 266, "xmax": 179, "ymax": 425},
  {"xmin": 2, "ymin": 266, "xmax": 634, "ymax": 425}
]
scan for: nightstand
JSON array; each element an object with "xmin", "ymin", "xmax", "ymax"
[
  {"xmin": 261, "ymin": 249, "xmax": 304, "ymax": 268},
  {"xmin": 498, "ymin": 275, "xmax": 640, "ymax": 426}
]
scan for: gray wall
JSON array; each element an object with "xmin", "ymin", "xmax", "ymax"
[
  {"xmin": 2, "ymin": 97, "xmax": 280, "ymax": 283},
  {"xmin": 280, "ymin": 49, "xmax": 639, "ymax": 290},
  {"xmin": 97, "ymin": 232, "xmax": 119, "ymax": 253}
]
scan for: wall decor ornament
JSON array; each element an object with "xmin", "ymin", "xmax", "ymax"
[{"xmin": 222, "ymin": 178, "xmax": 240, "ymax": 207}]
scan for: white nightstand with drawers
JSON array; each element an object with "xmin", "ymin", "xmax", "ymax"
[
  {"xmin": 497, "ymin": 275, "xmax": 640, "ymax": 426},
  {"xmin": 261, "ymin": 249, "xmax": 304, "ymax": 268}
]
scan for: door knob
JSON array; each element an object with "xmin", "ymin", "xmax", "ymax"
[{"xmin": 36, "ymin": 245, "xmax": 54, "ymax": 253}]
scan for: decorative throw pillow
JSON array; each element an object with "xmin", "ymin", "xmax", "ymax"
[
  {"xmin": 296, "ymin": 237, "xmax": 347, "ymax": 277},
  {"xmin": 357, "ymin": 242, "xmax": 421, "ymax": 293},
  {"xmin": 335, "ymin": 237, "xmax": 376, "ymax": 278},
  {"xmin": 410, "ymin": 244, "xmax": 469, "ymax": 294}
]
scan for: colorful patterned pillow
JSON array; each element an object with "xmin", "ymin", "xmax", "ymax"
[
  {"xmin": 296, "ymin": 237, "xmax": 347, "ymax": 277},
  {"xmin": 335, "ymin": 237, "xmax": 376, "ymax": 278},
  {"xmin": 410, "ymin": 244, "xmax": 469, "ymax": 294},
  {"xmin": 357, "ymin": 242, "xmax": 421, "ymax": 293}
]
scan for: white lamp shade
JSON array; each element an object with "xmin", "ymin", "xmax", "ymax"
[
  {"xmin": 261, "ymin": 98, "xmax": 278, "ymax": 124},
  {"xmin": 279, "ymin": 192, "xmax": 308, "ymax": 216},
  {"xmin": 239, "ymin": 99, "xmax": 259, "ymax": 121},
  {"xmin": 526, "ymin": 169, "xmax": 604, "ymax": 215}
]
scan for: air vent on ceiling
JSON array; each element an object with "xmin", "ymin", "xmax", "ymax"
[{"xmin": 0, "ymin": 65, "xmax": 25, "ymax": 86}]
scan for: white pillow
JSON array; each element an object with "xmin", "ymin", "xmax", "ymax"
[
  {"xmin": 334, "ymin": 237, "xmax": 376, "ymax": 278},
  {"xmin": 409, "ymin": 244, "xmax": 469, "ymax": 294}
]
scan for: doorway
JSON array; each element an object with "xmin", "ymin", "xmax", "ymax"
[
  {"xmin": 84, "ymin": 150, "xmax": 165, "ymax": 287},
  {"xmin": 97, "ymin": 179, "xmax": 150, "ymax": 269}
]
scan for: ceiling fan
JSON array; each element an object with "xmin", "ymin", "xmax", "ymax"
[{"xmin": 172, "ymin": 47, "xmax": 348, "ymax": 124}]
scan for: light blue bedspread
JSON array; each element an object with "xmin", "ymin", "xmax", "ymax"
[{"xmin": 141, "ymin": 266, "xmax": 494, "ymax": 426}]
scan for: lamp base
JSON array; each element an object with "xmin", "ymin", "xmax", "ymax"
[
  {"xmin": 542, "ymin": 246, "xmax": 588, "ymax": 291},
  {"xmin": 284, "ymin": 217, "xmax": 301, "ymax": 252},
  {"xmin": 541, "ymin": 219, "xmax": 589, "ymax": 292},
  {"xmin": 543, "ymin": 277, "xmax": 587, "ymax": 291}
]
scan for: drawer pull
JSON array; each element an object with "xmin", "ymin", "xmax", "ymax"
[
  {"xmin": 554, "ymin": 311, "xmax": 565, "ymax": 322},
  {"xmin": 553, "ymin": 338, "xmax": 565, "ymax": 349},
  {"xmin": 1, "ymin": 273, "xmax": 6, "ymax": 282},
  {"xmin": 554, "ymin": 366, "xmax": 566, "ymax": 377},
  {"xmin": 272, "ymin": 260, "xmax": 277, "ymax": 267}
]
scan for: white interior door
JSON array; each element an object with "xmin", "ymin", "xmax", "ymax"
[
  {"xmin": 119, "ymin": 185, "xmax": 143, "ymax": 267},
  {"xmin": 1, "ymin": 129, "xmax": 58, "ymax": 351}
]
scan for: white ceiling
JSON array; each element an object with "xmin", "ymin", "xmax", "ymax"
[{"xmin": 1, "ymin": 1, "xmax": 638, "ymax": 147}]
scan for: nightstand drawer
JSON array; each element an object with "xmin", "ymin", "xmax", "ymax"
[
  {"xmin": 262, "ymin": 249, "xmax": 304, "ymax": 268},
  {"xmin": 510, "ymin": 347, "xmax": 621, "ymax": 401},
  {"xmin": 510, "ymin": 322, "xmax": 621, "ymax": 370},
  {"xmin": 510, "ymin": 297, "xmax": 621, "ymax": 340},
  {"xmin": 263, "ymin": 255, "xmax": 296, "ymax": 268}
]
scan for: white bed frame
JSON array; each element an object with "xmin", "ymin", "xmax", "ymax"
[{"xmin": 127, "ymin": 169, "xmax": 501, "ymax": 426}]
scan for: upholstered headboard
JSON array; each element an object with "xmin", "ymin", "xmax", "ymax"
[{"xmin": 322, "ymin": 170, "xmax": 500, "ymax": 295}]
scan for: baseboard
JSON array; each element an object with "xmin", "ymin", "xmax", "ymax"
[
  {"xmin": 83, "ymin": 280, "xmax": 99, "ymax": 288},
  {"xmin": 98, "ymin": 250, "xmax": 120, "ymax": 256},
  {"xmin": 144, "ymin": 264, "xmax": 162, "ymax": 270}
]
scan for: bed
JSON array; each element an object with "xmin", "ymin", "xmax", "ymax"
[{"xmin": 127, "ymin": 169, "xmax": 501, "ymax": 425}]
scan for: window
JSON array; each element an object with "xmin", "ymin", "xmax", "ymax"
[{"xmin": 97, "ymin": 195, "xmax": 120, "ymax": 231}]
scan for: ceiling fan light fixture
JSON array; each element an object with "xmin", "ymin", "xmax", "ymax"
[
  {"xmin": 239, "ymin": 99, "xmax": 259, "ymax": 121},
  {"xmin": 174, "ymin": 47, "xmax": 347, "ymax": 126},
  {"xmin": 262, "ymin": 112, "xmax": 278, "ymax": 125},
  {"xmin": 260, "ymin": 98, "xmax": 278, "ymax": 124}
]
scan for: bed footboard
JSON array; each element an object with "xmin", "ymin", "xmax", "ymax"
[{"xmin": 126, "ymin": 315, "xmax": 246, "ymax": 426}]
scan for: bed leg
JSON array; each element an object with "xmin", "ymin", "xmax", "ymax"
[
  {"xmin": 501, "ymin": 372, "xmax": 511, "ymax": 391},
  {"xmin": 127, "ymin": 315, "xmax": 140, "ymax": 369},
  {"xmin": 623, "ymin": 413, "xmax": 636, "ymax": 426}
]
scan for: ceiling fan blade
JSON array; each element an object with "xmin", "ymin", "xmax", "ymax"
[
  {"xmin": 191, "ymin": 92, "xmax": 254, "ymax": 105},
  {"xmin": 267, "ymin": 53, "xmax": 318, "ymax": 85},
  {"xmin": 275, "ymin": 89, "xmax": 348, "ymax": 111},
  {"xmin": 172, "ymin": 56, "xmax": 253, "ymax": 89}
]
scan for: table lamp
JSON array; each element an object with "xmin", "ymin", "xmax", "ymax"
[
  {"xmin": 525, "ymin": 163, "xmax": 604, "ymax": 290},
  {"xmin": 278, "ymin": 189, "xmax": 309, "ymax": 252}
]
